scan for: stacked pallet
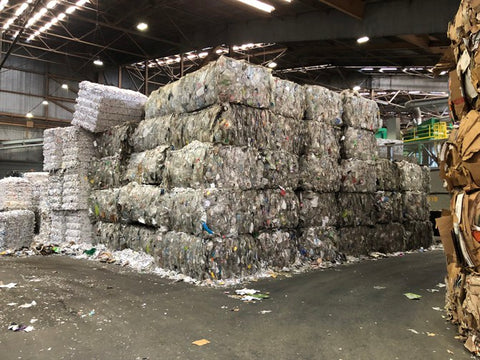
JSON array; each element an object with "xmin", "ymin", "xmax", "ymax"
[
  {"xmin": 0, "ymin": 177, "xmax": 34, "ymax": 250},
  {"xmin": 438, "ymin": 0, "xmax": 480, "ymax": 354}
]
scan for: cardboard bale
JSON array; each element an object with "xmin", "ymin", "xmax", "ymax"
[
  {"xmin": 43, "ymin": 127, "xmax": 63, "ymax": 171},
  {"xmin": 298, "ymin": 191, "xmax": 339, "ymax": 228},
  {"xmin": 337, "ymin": 193, "xmax": 376, "ymax": 227},
  {"xmin": 341, "ymin": 91, "xmax": 381, "ymax": 132},
  {"xmin": 296, "ymin": 227, "xmax": 344, "ymax": 263},
  {"xmin": 339, "ymin": 159, "xmax": 376, "ymax": 193},
  {"xmin": 303, "ymin": 121, "xmax": 340, "ymax": 159},
  {"xmin": 72, "ymin": 81, "xmax": 147, "ymax": 133},
  {"xmin": 0, "ymin": 210, "xmax": 35, "ymax": 250},
  {"xmin": 145, "ymin": 56, "xmax": 273, "ymax": 118},
  {"xmin": 0, "ymin": 177, "xmax": 33, "ymax": 210},
  {"xmin": 403, "ymin": 221, "xmax": 433, "ymax": 250},
  {"xmin": 402, "ymin": 191, "xmax": 430, "ymax": 222},
  {"xmin": 337, "ymin": 226, "xmax": 375, "ymax": 256},
  {"xmin": 164, "ymin": 141, "xmax": 299, "ymax": 190},
  {"xmin": 298, "ymin": 154, "xmax": 340, "ymax": 193},
  {"xmin": 375, "ymin": 159, "xmax": 401, "ymax": 191},
  {"xmin": 463, "ymin": 275, "xmax": 480, "ymax": 332},
  {"xmin": 271, "ymin": 78, "xmax": 306, "ymax": 119},
  {"xmin": 90, "ymin": 188, "xmax": 120, "ymax": 223},
  {"xmin": 94, "ymin": 122, "xmax": 137, "ymax": 158},
  {"xmin": 371, "ymin": 223, "xmax": 405, "ymax": 253},
  {"xmin": 65, "ymin": 210, "xmax": 92, "ymax": 244},
  {"xmin": 341, "ymin": 127, "xmax": 378, "ymax": 160},
  {"xmin": 374, "ymin": 191, "xmax": 402, "ymax": 224},
  {"xmin": 89, "ymin": 155, "xmax": 124, "ymax": 190},
  {"xmin": 304, "ymin": 85, "xmax": 343, "ymax": 126},
  {"xmin": 123, "ymin": 146, "xmax": 169, "ymax": 185},
  {"xmin": 449, "ymin": 70, "xmax": 469, "ymax": 121}
]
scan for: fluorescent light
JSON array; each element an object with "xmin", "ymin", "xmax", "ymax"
[
  {"xmin": 66, "ymin": 6, "xmax": 76, "ymax": 14},
  {"xmin": 353, "ymin": 85, "xmax": 361, "ymax": 91},
  {"xmin": 199, "ymin": 51, "xmax": 208, "ymax": 58},
  {"xmin": 136, "ymin": 22, "xmax": 148, "ymax": 31},
  {"xmin": 76, "ymin": 0, "xmax": 88, "ymax": 6},
  {"xmin": 57, "ymin": 13, "xmax": 66, "ymax": 20},
  {"xmin": 360, "ymin": 67, "xmax": 374, "ymax": 71},
  {"xmin": 42, "ymin": 100, "xmax": 49, "ymax": 105},
  {"xmin": 26, "ymin": 112, "xmax": 33, "ymax": 118},
  {"xmin": 267, "ymin": 61, "xmax": 277, "ymax": 68},
  {"xmin": 0, "ymin": 0, "xmax": 8, "ymax": 11},
  {"xmin": 357, "ymin": 36, "xmax": 369, "ymax": 44},
  {"xmin": 15, "ymin": 3, "xmax": 28, "ymax": 16},
  {"xmin": 440, "ymin": 70, "xmax": 448, "ymax": 76},
  {"xmin": 379, "ymin": 67, "xmax": 397, "ymax": 72},
  {"xmin": 93, "ymin": 59, "xmax": 103, "ymax": 66},
  {"xmin": 408, "ymin": 90, "xmax": 420, "ymax": 95},
  {"xmin": 46, "ymin": 0, "xmax": 57, "ymax": 9},
  {"xmin": 61, "ymin": 84, "xmax": 68, "ymax": 90},
  {"xmin": 236, "ymin": 0, "xmax": 275, "ymax": 13}
]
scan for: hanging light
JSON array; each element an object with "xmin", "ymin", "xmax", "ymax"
[
  {"xmin": 357, "ymin": 36, "xmax": 370, "ymax": 44},
  {"xmin": 267, "ymin": 62, "xmax": 277, "ymax": 68},
  {"xmin": 236, "ymin": 0, "xmax": 275, "ymax": 13},
  {"xmin": 136, "ymin": 22, "xmax": 148, "ymax": 31},
  {"xmin": 93, "ymin": 59, "xmax": 104, "ymax": 66}
]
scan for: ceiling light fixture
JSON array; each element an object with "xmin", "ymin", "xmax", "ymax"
[
  {"xmin": 61, "ymin": 84, "xmax": 68, "ymax": 90},
  {"xmin": 26, "ymin": 112, "xmax": 33, "ymax": 118},
  {"xmin": 46, "ymin": 0, "xmax": 57, "ymax": 9},
  {"xmin": 0, "ymin": 0, "xmax": 8, "ymax": 12},
  {"xmin": 357, "ymin": 36, "xmax": 369, "ymax": 44},
  {"xmin": 136, "ymin": 22, "xmax": 148, "ymax": 31},
  {"xmin": 76, "ymin": 0, "xmax": 88, "ymax": 6},
  {"xmin": 440, "ymin": 70, "xmax": 448, "ymax": 76},
  {"xmin": 93, "ymin": 59, "xmax": 103, "ymax": 66},
  {"xmin": 236, "ymin": 0, "xmax": 275, "ymax": 13},
  {"xmin": 42, "ymin": 100, "xmax": 49, "ymax": 105},
  {"xmin": 267, "ymin": 61, "xmax": 277, "ymax": 68},
  {"xmin": 353, "ymin": 85, "xmax": 361, "ymax": 91},
  {"xmin": 65, "ymin": 6, "xmax": 76, "ymax": 14},
  {"xmin": 15, "ymin": 3, "xmax": 28, "ymax": 16}
]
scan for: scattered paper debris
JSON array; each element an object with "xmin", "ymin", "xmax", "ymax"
[
  {"xmin": 235, "ymin": 288, "xmax": 259, "ymax": 295},
  {"xmin": 8, "ymin": 323, "xmax": 35, "ymax": 332},
  {"xmin": 7, "ymin": 303, "xmax": 17, "ymax": 306},
  {"xmin": 30, "ymin": 319, "xmax": 38, "ymax": 324},
  {"xmin": 404, "ymin": 293, "xmax": 422, "ymax": 300},
  {"xmin": 259, "ymin": 310, "xmax": 272, "ymax": 314},
  {"xmin": 447, "ymin": 349, "xmax": 454, "ymax": 354},
  {"xmin": 0, "ymin": 282, "xmax": 17, "ymax": 289},
  {"xmin": 436, "ymin": 283, "xmax": 446, "ymax": 288},
  {"xmin": 19, "ymin": 300, "xmax": 37, "ymax": 308},
  {"xmin": 192, "ymin": 339, "xmax": 210, "ymax": 346},
  {"xmin": 432, "ymin": 307, "xmax": 443, "ymax": 312},
  {"xmin": 427, "ymin": 332, "xmax": 436, "ymax": 337},
  {"xmin": 373, "ymin": 286, "xmax": 386, "ymax": 290},
  {"xmin": 408, "ymin": 329, "xmax": 419, "ymax": 334},
  {"xmin": 426, "ymin": 289, "xmax": 440, "ymax": 293}
]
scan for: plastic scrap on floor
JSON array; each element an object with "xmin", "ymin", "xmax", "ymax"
[
  {"xmin": 408, "ymin": 328, "xmax": 420, "ymax": 334},
  {"xmin": 192, "ymin": 339, "xmax": 210, "ymax": 346},
  {"xmin": 404, "ymin": 293, "xmax": 422, "ymax": 300},
  {"xmin": 426, "ymin": 288, "xmax": 440, "ymax": 293},
  {"xmin": 0, "ymin": 282, "xmax": 17, "ymax": 289},
  {"xmin": 373, "ymin": 286, "xmax": 386, "ymax": 290},
  {"xmin": 436, "ymin": 283, "xmax": 446, "ymax": 288},
  {"xmin": 259, "ymin": 310, "xmax": 272, "ymax": 314},
  {"xmin": 235, "ymin": 288, "xmax": 259, "ymax": 295},
  {"xmin": 432, "ymin": 307, "xmax": 443, "ymax": 311},
  {"xmin": 8, "ymin": 323, "xmax": 34, "ymax": 332},
  {"xmin": 427, "ymin": 332, "xmax": 436, "ymax": 337},
  {"xmin": 19, "ymin": 300, "xmax": 37, "ymax": 308},
  {"xmin": 83, "ymin": 248, "xmax": 97, "ymax": 256}
]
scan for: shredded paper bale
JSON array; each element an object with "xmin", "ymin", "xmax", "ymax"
[
  {"xmin": 46, "ymin": 171, "xmax": 63, "ymax": 211},
  {"xmin": 296, "ymin": 227, "xmax": 344, "ymax": 263},
  {"xmin": 62, "ymin": 168, "xmax": 90, "ymax": 210},
  {"xmin": 298, "ymin": 191, "xmax": 339, "ymax": 228},
  {"xmin": 341, "ymin": 127, "xmax": 378, "ymax": 160},
  {"xmin": 72, "ymin": 81, "xmax": 147, "ymax": 133},
  {"xmin": 338, "ymin": 193, "xmax": 376, "ymax": 227},
  {"xmin": 61, "ymin": 126, "xmax": 95, "ymax": 169},
  {"xmin": 341, "ymin": 91, "xmax": 381, "ymax": 132},
  {"xmin": 304, "ymin": 85, "xmax": 343, "ymax": 126},
  {"xmin": 134, "ymin": 104, "xmax": 303, "ymax": 155},
  {"xmin": 299, "ymin": 154, "xmax": 340, "ymax": 192},
  {"xmin": 0, "ymin": 177, "xmax": 32, "ymax": 211},
  {"xmin": 65, "ymin": 211, "xmax": 92, "ymax": 243},
  {"xmin": 23, "ymin": 172, "xmax": 49, "ymax": 209},
  {"xmin": 374, "ymin": 191, "xmax": 402, "ymax": 224},
  {"xmin": 0, "ymin": 210, "xmax": 35, "ymax": 250},
  {"xmin": 49, "ymin": 211, "xmax": 66, "ymax": 243},
  {"xmin": 340, "ymin": 159, "xmax": 376, "ymax": 193},
  {"xmin": 145, "ymin": 56, "xmax": 273, "ymax": 118},
  {"xmin": 375, "ymin": 159, "xmax": 401, "ymax": 191},
  {"xmin": 43, "ymin": 127, "xmax": 63, "ymax": 171}
]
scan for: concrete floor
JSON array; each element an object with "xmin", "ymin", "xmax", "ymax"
[{"xmin": 0, "ymin": 250, "xmax": 475, "ymax": 360}]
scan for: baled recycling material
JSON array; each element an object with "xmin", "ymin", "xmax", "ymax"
[
  {"xmin": 339, "ymin": 159, "xmax": 377, "ymax": 193},
  {"xmin": 61, "ymin": 126, "xmax": 95, "ymax": 169},
  {"xmin": 341, "ymin": 90, "xmax": 382, "ymax": 132},
  {"xmin": 124, "ymin": 146, "xmax": 169, "ymax": 185},
  {"xmin": 303, "ymin": 121, "xmax": 340, "ymax": 159},
  {"xmin": 402, "ymin": 191, "xmax": 430, "ymax": 222},
  {"xmin": 94, "ymin": 122, "xmax": 137, "ymax": 158},
  {"xmin": 43, "ymin": 127, "xmax": 63, "ymax": 171},
  {"xmin": 65, "ymin": 211, "xmax": 92, "ymax": 244},
  {"xmin": 341, "ymin": 127, "xmax": 378, "ymax": 160},
  {"xmin": 271, "ymin": 78, "xmax": 306, "ymax": 119},
  {"xmin": 337, "ymin": 193, "xmax": 376, "ymax": 227},
  {"xmin": 397, "ymin": 160, "xmax": 429, "ymax": 192},
  {"xmin": 89, "ymin": 155, "xmax": 124, "ymax": 190},
  {"xmin": 0, "ymin": 177, "xmax": 32, "ymax": 211},
  {"xmin": 298, "ymin": 191, "xmax": 339, "ymax": 228},
  {"xmin": 403, "ymin": 221, "xmax": 433, "ymax": 250},
  {"xmin": 374, "ymin": 191, "xmax": 402, "ymax": 224},
  {"xmin": 375, "ymin": 158, "xmax": 401, "ymax": 191},
  {"xmin": 304, "ymin": 85, "xmax": 343, "ymax": 126},
  {"xmin": 22, "ymin": 172, "xmax": 49, "ymax": 209},
  {"xmin": 296, "ymin": 227, "xmax": 344, "ymax": 263},
  {"xmin": 298, "ymin": 154, "xmax": 340, "ymax": 193},
  {"xmin": 371, "ymin": 223, "xmax": 406, "ymax": 254},
  {"xmin": 0, "ymin": 210, "xmax": 35, "ymax": 250}
]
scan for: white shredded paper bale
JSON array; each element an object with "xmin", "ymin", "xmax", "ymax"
[
  {"xmin": 43, "ymin": 127, "xmax": 64, "ymax": 171},
  {"xmin": 145, "ymin": 56, "xmax": 273, "ymax": 119},
  {"xmin": 49, "ymin": 210, "xmax": 66, "ymax": 244},
  {"xmin": 341, "ymin": 91, "xmax": 381, "ymax": 132},
  {"xmin": 0, "ymin": 177, "xmax": 33, "ymax": 211},
  {"xmin": 61, "ymin": 126, "xmax": 95, "ymax": 169},
  {"xmin": 65, "ymin": 210, "xmax": 92, "ymax": 244},
  {"xmin": 23, "ymin": 172, "xmax": 49, "ymax": 209},
  {"xmin": 0, "ymin": 210, "xmax": 35, "ymax": 250},
  {"xmin": 62, "ymin": 167, "xmax": 90, "ymax": 211},
  {"xmin": 304, "ymin": 85, "xmax": 343, "ymax": 126},
  {"xmin": 46, "ymin": 171, "xmax": 63, "ymax": 211},
  {"xmin": 72, "ymin": 81, "xmax": 147, "ymax": 133}
]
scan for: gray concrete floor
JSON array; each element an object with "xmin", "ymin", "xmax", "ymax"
[{"xmin": 0, "ymin": 250, "xmax": 475, "ymax": 360}]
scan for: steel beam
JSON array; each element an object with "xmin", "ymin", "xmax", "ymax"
[{"xmin": 317, "ymin": 0, "xmax": 365, "ymax": 20}]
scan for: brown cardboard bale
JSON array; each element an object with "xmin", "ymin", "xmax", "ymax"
[
  {"xmin": 449, "ymin": 70, "xmax": 468, "ymax": 121},
  {"xmin": 445, "ymin": 264, "xmax": 465, "ymax": 324},
  {"xmin": 436, "ymin": 213, "xmax": 458, "ymax": 265},
  {"xmin": 463, "ymin": 275, "xmax": 480, "ymax": 332},
  {"xmin": 459, "ymin": 191, "xmax": 480, "ymax": 269}
]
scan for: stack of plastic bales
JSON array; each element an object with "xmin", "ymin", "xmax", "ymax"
[{"xmin": 0, "ymin": 177, "xmax": 34, "ymax": 250}]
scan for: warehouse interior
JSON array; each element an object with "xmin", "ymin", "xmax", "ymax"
[{"xmin": 2, "ymin": 0, "xmax": 478, "ymax": 358}]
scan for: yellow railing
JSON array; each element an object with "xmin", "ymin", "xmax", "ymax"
[{"xmin": 403, "ymin": 122, "xmax": 449, "ymax": 143}]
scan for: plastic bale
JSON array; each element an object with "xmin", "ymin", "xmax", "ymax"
[
  {"xmin": 65, "ymin": 210, "xmax": 92, "ymax": 244},
  {"xmin": 371, "ymin": 223, "xmax": 406, "ymax": 253},
  {"xmin": 296, "ymin": 227, "xmax": 345, "ymax": 263},
  {"xmin": 298, "ymin": 191, "xmax": 340, "ymax": 228},
  {"xmin": 62, "ymin": 167, "xmax": 90, "ymax": 211},
  {"xmin": 403, "ymin": 221, "xmax": 433, "ymax": 250},
  {"xmin": 402, "ymin": 191, "xmax": 430, "ymax": 222},
  {"xmin": 421, "ymin": 165, "xmax": 431, "ymax": 193},
  {"xmin": 303, "ymin": 121, "xmax": 340, "ymax": 159},
  {"xmin": 337, "ymin": 226, "xmax": 375, "ymax": 256},
  {"xmin": 123, "ymin": 146, "xmax": 169, "ymax": 185},
  {"xmin": 153, "ymin": 231, "xmax": 207, "ymax": 279},
  {"xmin": 374, "ymin": 191, "xmax": 402, "ymax": 224},
  {"xmin": 397, "ymin": 160, "xmax": 425, "ymax": 192},
  {"xmin": 72, "ymin": 81, "xmax": 147, "ymax": 133},
  {"xmin": 0, "ymin": 210, "xmax": 35, "ymax": 250},
  {"xmin": 0, "ymin": 177, "xmax": 33, "ymax": 211},
  {"xmin": 94, "ymin": 122, "xmax": 137, "ymax": 158},
  {"xmin": 298, "ymin": 154, "xmax": 341, "ymax": 193},
  {"xmin": 304, "ymin": 85, "xmax": 343, "ymax": 126},
  {"xmin": 375, "ymin": 158, "xmax": 401, "ymax": 191},
  {"xmin": 256, "ymin": 231, "xmax": 295, "ymax": 269},
  {"xmin": 89, "ymin": 155, "xmax": 124, "ymax": 190},
  {"xmin": 340, "ymin": 159, "xmax": 377, "ymax": 193},
  {"xmin": 61, "ymin": 126, "xmax": 95, "ymax": 169},
  {"xmin": 341, "ymin": 127, "xmax": 379, "ymax": 160},
  {"xmin": 117, "ymin": 182, "xmax": 170, "ymax": 228},
  {"xmin": 341, "ymin": 90, "xmax": 381, "ymax": 132},
  {"xmin": 144, "ymin": 56, "xmax": 273, "ymax": 118},
  {"xmin": 338, "ymin": 193, "xmax": 376, "ymax": 227},
  {"xmin": 89, "ymin": 188, "xmax": 120, "ymax": 223},
  {"xmin": 43, "ymin": 127, "xmax": 63, "ymax": 171},
  {"xmin": 271, "ymin": 78, "xmax": 306, "ymax": 119}
]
